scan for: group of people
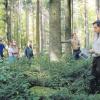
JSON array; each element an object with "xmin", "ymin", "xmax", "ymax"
[
  {"xmin": 0, "ymin": 39, "xmax": 34, "ymax": 63},
  {"xmin": 62, "ymin": 20, "xmax": 100, "ymax": 93},
  {"xmin": 0, "ymin": 20, "xmax": 100, "ymax": 93}
]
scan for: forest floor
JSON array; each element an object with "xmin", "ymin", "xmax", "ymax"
[{"xmin": 0, "ymin": 55, "xmax": 100, "ymax": 100}]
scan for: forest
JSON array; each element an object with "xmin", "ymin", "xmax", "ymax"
[{"xmin": 0, "ymin": 0, "xmax": 100, "ymax": 100}]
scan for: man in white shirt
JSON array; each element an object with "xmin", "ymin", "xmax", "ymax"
[{"xmin": 89, "ymin": 20, "xmax": 100, "ymax": 94}]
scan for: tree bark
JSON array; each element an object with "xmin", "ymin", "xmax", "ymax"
[
  {"xmin": 64, "ymin": 0, "xmax": 71, "ymax": 54},
  {"xmin": 40, "ymin": 1, "xmax": 44, "ymax": 54},
  {"xmin": 5, "ymin": 0, "xmax": 12, "ymax": 42},
  {"xmin": 36, "ymin": 0, "xmax": 40, "ymax": 56},
  {"xmin": 26, "ymin": 4, "xmax": 29, "ymax": 43},
  {"xmin": 84, "ymin": 0, "xmax": 89, "ymax": 49},
  {"xmin": 49, "ymin": 0, "xmax": 62, "ymax": 61},
  {"xmin": 96, "ymin": 0, "xmax": 100, "ymax": 19}
]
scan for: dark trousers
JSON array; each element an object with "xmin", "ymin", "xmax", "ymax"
[
  {"xmin": 73, "ymin": 48, "xmax": 81, "ymax": 60},
  {"xmin": 0, "ymin": 52, "xmax": 3, "ymax": 58},
  {"xmin": 90, "ymin": 56, "xmax": 100, "ymax": 94}
]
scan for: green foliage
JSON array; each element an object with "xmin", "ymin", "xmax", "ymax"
[
  {"xmin": 31, "ymin": 55, "xmax": 100, "ymax": 100},
  {"xmin": 27, "ymin": 55, "xmax": 94, "ymax": 99},
  {"xmin": 0, "ymin": 56, "xmax": 100, "ymax": 100},
  {"xmin": 0, "ymin": 60, "xmax": 32, "ymax": 99},
  {"xmin": 0, "ymin": 0, "xmax": 5, "ymax": 35}
]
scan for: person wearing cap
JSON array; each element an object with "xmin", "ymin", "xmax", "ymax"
[
  {"xmin": 0, "ymin": 38, "xmax": 5, "ymax": 59},
  {"xmin": 89, "ymin": 20, "xmax": 100, "ymax": 93}
]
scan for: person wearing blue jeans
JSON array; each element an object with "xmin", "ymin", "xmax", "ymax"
[
  {"xmin": 0, "ymin": 39, "xmax": 5, "ymax": 59},
  {"xmin": 61, "ymin": 33, "xmax": 81, "ymax": 60}
]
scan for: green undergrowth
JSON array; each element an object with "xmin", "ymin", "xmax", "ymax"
[{"xmin": 0, "ymin": 55, "xmax": 100, "ymax": 100}]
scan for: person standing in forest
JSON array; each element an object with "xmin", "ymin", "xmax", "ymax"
[
  {"xmin": 12, "ymin": 41, "xmax": 19, "ymax": 59},
  {"xmin": 8, "ymin": 41, "xmax": 19, "ymax": 63},
  {"xmin": 0, "ymin": 38, "xmax": 5, "ymax": 60},
  {"xmin": 71, "ymin": 33, "xmax": 81, "ymax": 59},
  {"xmin": 62, "ymin": 33, "xmax": 81, "ymax": 60},
  {"xmin": 25, "ymin": 41, "xmax": 34, "ymax": 65},
  {"xmin": 89, "ymin": 20, "xmax": 100, "ymax": 94}
]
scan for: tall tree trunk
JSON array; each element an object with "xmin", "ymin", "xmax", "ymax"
[
  {"xmin": 40, "ymin": 1, "xmax": 44, "ymax": 54},
  {"xmin": 64, "ymin": 0, "xmax": 71, "ymax": 54},
  {"xmin": 43, "ymin": 15, "xmax": 46, "ymax": 53},
  {"xmin": 71, "ymin": 0, "xmax": 73, "ymax": 33},
  {"xmin": 5, "ymin": 0, "xmax": 12, "ymax": 42},
  {"xmin": 26, "ymin": 5, "xmax": 29, "ymax": 43},
  {"xmin": 49, "ymin": 0, "xmax": 62, "ymax": 61},
  {"xmin": 14, "ymin": 1, "xmax": 19, "ymax": 44},
  {"xmin": 84, "ymin": 0, "xmax": 89, "ymax": 49},
  {"xmin": 10, "ymin": 0, "xmax": 13, "ymax": 38},
  {"xmin": 32, "ymin": 7, "xmax": 34, "ymax": 48},
  {"xmin": 96, "ymin": 0, "xmax": 100, "ymax": 19},
  {"xmin": 36, "ymin": 0, "xmax": 40, "ymax": 56},
  {"xmin": 17, "ymin": 0, "xmax": 21, "ymax": 48}
]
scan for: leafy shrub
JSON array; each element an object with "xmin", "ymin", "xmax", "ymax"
[
  {"xmin": 0, "ymin": 55, "xmax": 98, "ymax": 100},
  {"xmin": 0, "ymin": 61, "xmax": 32, "ymax": 100}
]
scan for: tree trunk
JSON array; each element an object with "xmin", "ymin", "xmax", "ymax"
[
  {"xmin": 43, "ymin": 15, "xmax": 46, "ymax": 53},
  {"xmin": 96, "ymin": 0, "xmax": 100, "ymax": 19},
  {"xmin": 36, "ymin": 0, "xmax": 40, "ymax": 56},
  {"xmin": 40, "ymin": 1, "xmax": 44, "ymax": 54},
  {"xmin": 71, "ymin": 0, "xmax": 73, "ymax": 33},
  {"xmin": 84, "ymin": 0, "xmax": 89, "ymax": 49},
  {"xmin": 32, "ymin": 7, "xmax": 35, "ymax": 48},
  {"xmin": 26, "ymin": 5, "xmax": 29, "ymax": 43},
  {"xmin": 5, "ymin": 0, "xmax": 12, "ymax": 42},
  {"xmin": 49, "ymin": 0, "xmax": 62, "ymax": 61},
  {"xmin": 64, "ymin": 0, "xmax": 71, "ymax": 54}
]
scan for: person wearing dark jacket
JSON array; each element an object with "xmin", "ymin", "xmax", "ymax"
[
  {"xmin": 0, "ymin": 38, "xmax": 5, "ymax": 59},
  {"xmin": 25, "ymin": 44, "xmax": 33, "ymax": 60}
]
